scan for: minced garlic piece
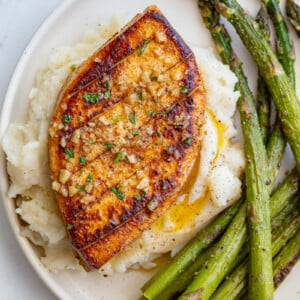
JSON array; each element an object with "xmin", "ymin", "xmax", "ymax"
[{"xmin": 59, "ymin": 169, "xmax": 71, "ymax": 184}]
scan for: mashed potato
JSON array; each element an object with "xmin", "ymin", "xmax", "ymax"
[{"xmin": 2, "ymin": 17, "xmax": 244, "ymax": 274}]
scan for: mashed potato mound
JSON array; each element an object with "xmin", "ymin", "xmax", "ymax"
[{"xmin": 2, "ymin": 17, "xmax": 244, "ymax": 274}]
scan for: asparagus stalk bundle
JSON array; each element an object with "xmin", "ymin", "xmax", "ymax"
[
  {"xmin": 286, "ymin": 0, "xmax": 300, "ymax": 37},
  {"xmin": 197, "ymin": 2, "xmax": 275, "ymax": 299},
  {"xmin": 211, "ymin": 0, "xmax": 300, "ymax": 173},
  {"xmin": 211, "ymin": 197, "xmax": 300, "ymax": 299},
  {"xmin": 202, "ymin": 0, "xmax": 300, "ymax": 298}
]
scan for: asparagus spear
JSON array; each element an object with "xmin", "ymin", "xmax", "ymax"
[
  {"xmin": 235, "ymin": 229, "xmax": 300, "ymax": 299},
  {"xmin": 197, "ymin": 2, "xmax": 274, "ymax": 299},
  {"xmin": 256, "ymin": 5, "xmax": 271, "ymax": 145},
  {"xmin": 286, "ymin": 0, "xmax": 300, "ymax": 37},
  {"xmin": 211, "ymin": 0, "xmax": 300, "ymax": 173},
  {"xmin": 271, "ymin": 197, "xmax": 299, "ymax": 230},
  {"xmin": 211, "ymin": 202, "xmax": 300, "ymax": 300},
  {"xmin": 273, "ymin": 228, "xmax": 300, "ymax": 287},
  {"xmin": 141, "ymin": 199, "xmax": 242, "ymax": 299},
  {"xmin": 263, "ymin": 0, "xmax": 296, "ymax": 86}
]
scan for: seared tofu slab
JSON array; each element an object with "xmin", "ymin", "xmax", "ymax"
[{"xmin": 49, "ymin": 5, "xmax": 205, "ymax": 269}]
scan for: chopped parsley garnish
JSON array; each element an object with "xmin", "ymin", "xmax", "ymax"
[
  {"xmin": 104, "ymin": 142, "xmax": 112, "ymax": 150},
  {"xmin": 113, "ymin": 115, "xmax": 123, "ymax": 124},
  {"xmin": 184, "ymin": 139, "xmax": 193, "ymax": 145},
  {"xmin": 114, "ymin": 150, "xmax": 124, "ymax": 163},
  {"xmin": 78, "ymin": 185, "xmax": 86, "ymax": 192},
  {"xmin": 79, "ymin": 155, "xmax": 87, "ymax": 165},
  {"xmin": 64, "ymin": 148, "xmax": 74, "ymax": 158},
  {"xmin": 181, "ymin": 86, "xmax": 189, "ymax": 94},
  {"xmin": 105, "ymin": 82, "xmax": 110, "ymax": 88},
  {"xmin": 66, "ymin": 224, "xmax": 73, "ymax": 230},
  {"xmin": 133, "ymin": 130, "xmax": 140, "ymax": 136},
  {"xmin": 133, "ymin": 195, "xmax": 141, "ymax": 200},
  {"xmin": 83, "ymin": 93, "xmax": 103, "ymax": 103},
  {"xmin": 137, "ymin": 91, "xmax": 143, "ymax": 101},
  {"xmin": 62, "ymin": 114, "xmax": 72, "ymax": 123},
  {"xmin": 110, "ymin": 186, "xmax": 125, "ymax": 200},
  {"xmin": 149, "ymin": 110, "xmax": 155, "ymax": 117},
  {"xmin": 87, "ymin": 173, "xmax": 93, "ymax": 183},
  {"xmin": 70, "ymin": 64, "xmax": 76, "ymax": 72},
  {"xmin": 138, "ymin": 39, "xmax": 151, "ymax": 56},
  {"xmin": 77, "ymin": 116, "xmax": 82, "ymax": 121},
  {"xmin": 129, "ymin": 112, "xmax": 136, "ymax": 125},
  {"xmin": 87, "ymin": 138, "xmax": 96, "ymax": 144},
  {"xmin": 104, "ymin": 90, "xmax": 111, "ymax": 98}
]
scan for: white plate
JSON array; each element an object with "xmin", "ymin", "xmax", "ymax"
[{"xmin": 0, "ymin": 0, "xmax": 300, "ymax": 299}]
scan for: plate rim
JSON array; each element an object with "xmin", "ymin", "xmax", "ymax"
[
  {"xmin": 0, "ymin": 0, "xmax": 299, "ymax": 299},
  {"xmin": 0, "ymin": 1, "xmax": 76, "ymax": 299}
]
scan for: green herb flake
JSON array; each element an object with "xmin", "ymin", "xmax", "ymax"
[
  {"xmin": 138, "ymin": 39, "xmax": 151, "ymax": 56},
  {"xmin": 83, "ymin": 93, "xmax": 103, "ymax": 103},
  {"xmin": 133, "ymin": 195, "xmax": 141, "ymax": 200},
  {"xmin": 149, "ymin": 110, "xmax": 155, "ymax": 117},
  {"xmin": 62, "ymin": 114, "xmax": 72, "ymax": 123},
  {"xmin": 181, "ymin": 86, "xmax": 188, "ymax": 94},
  {"xmin": 184, "ymin": 139, "xmax": 193, "ymax": 145},
  {"xmin": 79, "ymin": 155, "xmax": 87, "ymax": 165},
  {"xmin": 110, "ymin": 186, "xmax": 125, "ymax": 200},
  {"xmin": 87, "ymin": 173, "xmax": 93, "ymax": 183},
  {"xmin": 70, "ymin": 64, "xmax": 76, "ymax": 72},
  {"xmin": 133, "ymin": 130, "xmax": 140, "ymax": 136},
  {"xmin": 66, "ymin": 224, "xmax": 73, "ymax": 230},
  {"xmin": 104, "ymin": 142, "xmax": 112, "ymax": 150},
  {"xmin": 129, "ymin": 112, "xmax": 136, "ymax": 125},
  {"xmin": 156, "ymin": 130, "xmax": 161, "ymax": 137},
  {"xmin": 64, "ymin": 148, "xmax": 74, "ymax": 158},
  {"xmin": 104, "ymin": 90, "xmax": 111, "ymax": 98},
  {"xmin": 113, "ymin": 115, "xmax": 123, "ymax": 124},
  {"xmin": 77, "ymin": 116, "xmax": 82, "ymax": 121},
  {"xmin": 105, "ymin": 82, "xmax": 110, "ymax": 88},
  {"xmin": 78, "ymin": 185, "xmax": 86, "ymax": 192},
  {"xmin": 87, "ymin": 139, "xmax": 96, "ymax": 144},
  {"xmin": 137, "ymin": 91, "xmax": 143, "ymax": 101},
  {"xmin": 114, "ymin": 150, "xmax": 124, "ymax": 164}
]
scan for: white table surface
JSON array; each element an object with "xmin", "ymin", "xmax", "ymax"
[{"xmin": 0, "ymin": 1, "xmax": 62, "ymax": 299}]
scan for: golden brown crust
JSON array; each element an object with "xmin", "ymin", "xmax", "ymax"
[{"xmin": 49, "ymin": 5, "xmax": 206, "ymax": 269}]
